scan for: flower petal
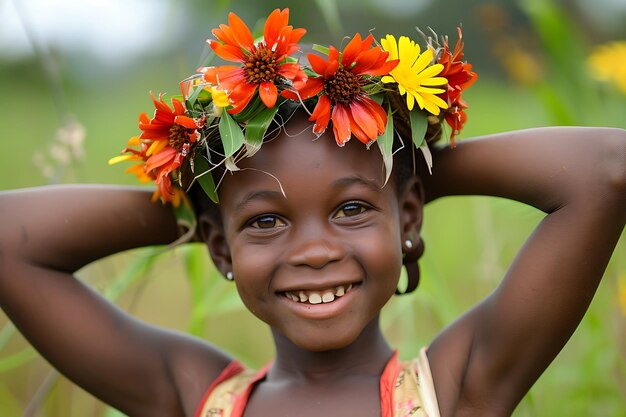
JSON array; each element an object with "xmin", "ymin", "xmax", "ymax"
[
  {"xmin": 341, "ymin": 33, "xmax": 363, "ymax": 68},
  {"xmin": 331, "ymin": 104, "xmax": 352, "ymax": 146},
  {"xmin": 281, "ymin": 77, "xmax": 324, "ymax": 101},
  {"xmin": 259, "ymin": 81, "xmax": 278, "ymax": 108},
  {"xmin": 210, "ymin": 43, "xmax": 247, "ymax": 62},
  {"xmin": 264, "ymin": 8, "xmax": 286, "ymax": 49},
  {"xmin": 175, "ymin": 115, "xmax": 199, "ymax": 129},
  {"xmin": 227, "ymin": 82, "xmax": 257, "ymax": 114},
  {"xmin": 381, "ymin": 34, "xmax": 398, "ymax": 60},
  {"xmin": 227, "ymin": 12, "xmax": 255, "ymax": 52},
  {"xmin": 308, "ymin": 53, "xmax": 330, "ymax": 77},
  {"xmin": 350, "ymin": 100, "xmax": 378, "ymax": 140},
  {"xmin": 145, "ymin": 147, "xmax": 177, "ymax": 171},
  {"xmin": 309, "ymin": 94, "xmax": 331, "ymax": 135},
  {"xmin": 348, "ymin": 110, "xmax": 370, "ymax": 144}
]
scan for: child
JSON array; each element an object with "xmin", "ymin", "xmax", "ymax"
[{"xmin": 1, "ymin": 9, "xmax": 625, "ymax": 417}]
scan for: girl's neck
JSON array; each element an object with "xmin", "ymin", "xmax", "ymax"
[{"xmin": 268, "ymin": 317, "xmax": 393, "ymax": 382}]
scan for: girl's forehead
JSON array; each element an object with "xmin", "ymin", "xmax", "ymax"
[
  {"xmin": 218, "ymin": 114, "xmax": 390, "ymax": 203},
  {"xmin": 249, "ymin": 115, "xmax": 383, "ymax": 175}
]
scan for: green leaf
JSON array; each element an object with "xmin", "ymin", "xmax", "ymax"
[
  {"xmin": 244, "ymin": 105, "xmax": 279, "ymax": 157},
  {"xmin": 103, "ymin": 251, "xmax": 158, "ymax": 301},
  {"xmin": 186, "ymin": 84, "xmax": 205, "ymax": 108},
  {"xmin": 232, "ymin": 94, "xmax": 263, "ymax": 122},
  {"xmin": 196, "ymin": 88, "xmax": 212, "ymax": 103},
  {"xmin": 170, "ymin": 94, "xmax": 185, "ymax": 103},
  {"xmin": 409, "ymin": 109, "xmax": 428, "ymax": 148},
  {"xmin": 193, "ymin": 153, "xmax": 219, "ymax": 204},
  {"xmin": 104, "ymin": 407, "xmax": 128, "ymax": 417},
  {"xmin": 0, "ymin": 348, "xmax": 38, "ymax": 372},
  {"xmin": 419, "ymin": 141, "xmax": 433, "ymax": 175},
  {"xmin": 370, "ymin": 92, "xmax": 385, "ymax": 105},
  {"xmin": 312, "ymin": 44, "xmax": 330, "ymax": 56},
  {"xmin": 376, "ymin": 105, "xmax": 394, "ymax": 185},
  {"xmin": 172, "ymin": 196, "xmax": 197, "ymax": 241},
  {"xmin": 219, "ymin": 111, "xmax": 245, "ymax": 159},
  {"xmin": 0, "ymin": 323, "xmax": 16, "ymax": 351}
]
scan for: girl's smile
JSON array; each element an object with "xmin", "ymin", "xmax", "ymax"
[
  {"xmin": 278, "ymin": 282, "xmax": 360, "ymax": 321},
  {"xmin": 208, "ymin": 111, "xmax": 419, "ymax": 352}
]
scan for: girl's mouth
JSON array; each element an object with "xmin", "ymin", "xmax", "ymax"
[{"xmin": 282, "ymin": 284, "xmax": 356, "ymax": 305}]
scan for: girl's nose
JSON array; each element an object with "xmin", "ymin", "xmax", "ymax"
[{"xmin": 286, "ymin": 236, "xmax": 346, "ymax": 269}]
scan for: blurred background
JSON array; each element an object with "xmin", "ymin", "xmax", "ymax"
[{"xmin": 0, "ymin": 0, "xmax": 625, "ymax": 415}]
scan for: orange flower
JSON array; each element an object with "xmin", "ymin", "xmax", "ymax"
[
  {"xmin": 110, "ymin": 93, "xmax": 203, "ymax": 206},
  {"xmin": 437, "ymin": 27, "xmax": 478, "ymax": 146},
  {"xmin": 203, "ymin": 9, "xmax": 307, "ymax": 113},
  {"xmin": 140, "ymin": 93, "xmax": 204, "ymax": 186},
  {"xmin": 283, "ymin": 33, "xmax": 399, "ymax": 146},
  {"xmin": 109, "ymin": 137, "xmax": 184, "ymax": 206}
]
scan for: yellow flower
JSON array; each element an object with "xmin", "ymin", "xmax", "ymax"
[
  {"xmin": 209, "ymin": 86, "xmax": 230, "ymax": 108},
  {"xmin": 381, "ymin": 34, "xmax": 449, "ymax": 115},
  {"xmin": 587, "ymin": 40, "xmax": 626, "ymax": 95}
]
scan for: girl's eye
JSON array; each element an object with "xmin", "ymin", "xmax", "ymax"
[
  {"xmin": 249, "ymin": 215, "xmax": 285, "ymax": 229},
  {"xmin": 335, "ymin": 202, "xmax": 367, "ymax": 218}
]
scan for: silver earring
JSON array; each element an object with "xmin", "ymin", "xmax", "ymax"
[
  {"xmin": 405, "ymin": 239, "xmax": 413, "ymax": 249},
  {"xmin": 226, "ymin": 271, "xmax": 234, "ymax": 281}
]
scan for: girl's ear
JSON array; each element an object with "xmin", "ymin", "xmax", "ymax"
[
  {"xmin": 397, "ymin": 176, "xmax": 425, "ymax": 294},
  {"xmin": 399, "ymin": 176, "xmax": 424, "ymax": 242},
  {"xmin": 198, "ymin": 212, "xmax": 232, "ymax": 278}
]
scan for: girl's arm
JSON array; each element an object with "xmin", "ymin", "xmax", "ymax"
[
  {"xmin": 420, "ymin": 127, "xmax": 626, "ymax": 416},
  {"xmin": 0, "ymin": 185, "xmax": 231, "ymax": 417}
]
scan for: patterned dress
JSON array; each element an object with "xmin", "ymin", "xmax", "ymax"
[{"xmin": 194, "ymin": 348, "xmax": 440, "ymax": 417}]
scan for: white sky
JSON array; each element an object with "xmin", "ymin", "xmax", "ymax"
[{"xmin": 0, "ymin": 0, "xmax": 172, "ymax": 62}]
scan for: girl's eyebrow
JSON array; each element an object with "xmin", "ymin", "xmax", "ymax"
[
  {"xmin": 332, "ymin": 176, "xmax": 383, "ymax": 193},
  {"xmin": 234, "ymin": 190, "xmax": 285, "ymax": 213}
]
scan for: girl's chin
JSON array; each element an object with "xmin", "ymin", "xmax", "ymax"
[
  {"xmin": 272, "ymin": 318, "xmax": 376, "ymax": 353},
  {"xmin": 290, "ymin": 334, "xmax": 360, "ymax": 353},
  {"xmin": 273, "ymin": 325, "xmax": 363, "ymax": 352}
]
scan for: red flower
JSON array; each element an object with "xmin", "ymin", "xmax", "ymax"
[
  {"xmin": 283, "ymin": 33, "xmax": 399, "ymax": 146},
  {"xmin": 437, "ymin": 27, "xmax": 478, "ymax": 146},
  {"xmin": 203, "ymin": 9, "xmax": 307, "ymax": 113},
  {"xmin": 140, "ymin": 93, "xmax": 203, "ymax": 186},
  {"xmin": 110, "ymin": 137, "xmax": 184, "ymax": 206},
  {"xmin": 111, "ymin": 93, "xmax": 203, "ymax": 206}
]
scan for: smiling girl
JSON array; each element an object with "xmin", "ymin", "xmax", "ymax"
[{"xmin": 1, "ymin": 9, "xmax": 625, "ymax": 417}]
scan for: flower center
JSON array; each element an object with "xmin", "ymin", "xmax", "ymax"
[
  {"xmin": 169, "ymin": 124, "xmax": 194, "ymax": 156},
  {"xmin": 244, "ymin": 46, "xmax": 278, "ymax": 84},
  {"xmin": 324, "ymin": 68, "xmax": 362, "ymax": 105}
]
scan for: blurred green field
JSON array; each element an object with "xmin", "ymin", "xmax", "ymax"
[{"xmin": 1, "ymin": 0, "xmax": 625, "ymax": 416}]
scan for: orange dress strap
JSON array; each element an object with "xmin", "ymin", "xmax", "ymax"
[
  {"xmin": 381, "ymin": 349, "xmax": 441, "ymax": 417},
  {"xmin": 194, "ymin": 360, "xmax": 269, "ymax": 417}
]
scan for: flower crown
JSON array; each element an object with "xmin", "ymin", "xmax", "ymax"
[{"xmin": 110, "ymin": 8, "xmax": 477, "ymax": 207}]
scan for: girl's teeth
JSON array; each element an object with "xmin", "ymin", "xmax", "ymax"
[
  {"xmin": 322, "ymin": 291, "xmax": 335, "ymax": 303},
  {"xmin": 286, "ymin": 284, "xmax": 353, "ymax": 304},
  {"xmin": 308, "ymin": 293, "xmax": 322, "ymax": 304}
]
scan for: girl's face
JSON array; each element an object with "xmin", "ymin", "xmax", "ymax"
[{"xmin": 212, "ymin": 113, "xmax": 414, "ymax": 352}]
